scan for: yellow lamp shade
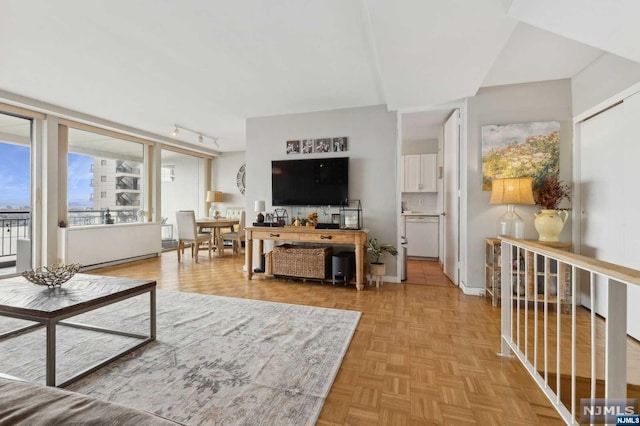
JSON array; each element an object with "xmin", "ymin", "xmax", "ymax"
[
  {"xmin": 490, "ymin": 178, "xmax": 535, "ymax": 205},
  {"xmin": 206, "ymin": 191, "xmax": 223, "ymax": 203}
]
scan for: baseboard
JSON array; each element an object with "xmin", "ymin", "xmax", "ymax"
[
  {"xmin": 459, "ymin": 281, "xmax": 484, "ymax": 296},
  {"xmin": 79, "ymin": 253, "xmax": 159, "ymax": 271}
]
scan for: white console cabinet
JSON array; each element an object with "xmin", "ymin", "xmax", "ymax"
[{"xmin": 401, "ymin": 154, "xmax": 437, "ymax": 192}]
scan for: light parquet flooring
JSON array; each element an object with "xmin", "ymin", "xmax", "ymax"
[
  {"xmin": 92, "ymin": 253, "xmax": 565, "ymax": 425},
  {"xmin": 406, "ymin": 260, "xmax": 453, "ymax": 287}
]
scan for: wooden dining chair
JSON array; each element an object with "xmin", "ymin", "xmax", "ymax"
[
  {"xmin": 175, "ymin": 210, "xmax": 212, "ymax": 262},
  {"xmin": 221, "ymin": 210, "xmax": 246, "ymax": 255}
]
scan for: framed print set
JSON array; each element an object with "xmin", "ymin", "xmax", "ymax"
[{"xmin": 286, "ymin": 137, "xmax": 348, "ymax": 155}]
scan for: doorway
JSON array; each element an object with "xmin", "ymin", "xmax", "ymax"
[{"xmin": 399, "ymin": 108, "xmax": 458, "ymax": 283}]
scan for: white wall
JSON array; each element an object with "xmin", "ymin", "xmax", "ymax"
[
  {"xmin": 213, "ymin": 151, "xmax": 246, "ymax": 212},
  {"xmin": 246, "ymin": 105, "xmax": 399, "ymax": 277},
  {"xmin": 572, "ymin": 53, "xmax": 640, "ymax": 116},
  {"xmin": 464, "ymin": 80, "xmax": 573, "ymax": 289},
  {"xmin": 401, "ymin": 138, "xmax": 438, "ymax": 155}
]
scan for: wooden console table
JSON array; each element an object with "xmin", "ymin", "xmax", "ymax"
[{"xmin": 245, "ymin": 227, "xmax": 369, "ymax": 290}]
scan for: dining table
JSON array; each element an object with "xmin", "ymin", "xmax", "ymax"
[{"xmin": 196, "ymin": 217, "xmax": 240, "ymax": 257}]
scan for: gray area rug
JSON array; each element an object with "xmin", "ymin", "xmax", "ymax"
[{"xmin": 0, "ymin": 290, "xmax": 361, "ymax": 425}]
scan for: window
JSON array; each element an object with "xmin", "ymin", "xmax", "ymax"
[
  {"xmin": 68, "ymin": 128, "xmax": 145, "ymax": 226},
  {"xmin": 161, "ymin": 166, "xmax": 175, "ymax": 182},
  {"xmin": 160, "ymin": 149, "xmax": 206, "ymax": 248},
  {"xmin": 0, "ymin": 112, "xmax": 33, "ymax": 276}
]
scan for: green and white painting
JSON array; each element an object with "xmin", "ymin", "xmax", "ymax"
[{"xmin": 481, "ymin": 121, "xmax": 560, "ymax": 191}]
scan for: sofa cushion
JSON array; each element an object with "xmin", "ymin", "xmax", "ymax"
[{"xmin": 0, "ymin": 376, "xmax": 182, "ymax": 425}]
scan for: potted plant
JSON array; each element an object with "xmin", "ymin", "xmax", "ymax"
[
  {"xmin": 367, "ymin": 237, "xmax": 398, "ymax": 278},
  {"xmin": 533, "ymin": 175, "xmax": 571, "ymax": 241}
]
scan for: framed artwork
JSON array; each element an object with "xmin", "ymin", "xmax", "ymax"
[
  {"xmin": 314, "ymin": 138, "xmax": 330, "ymax": 153},
  {"xmin": 301, "ymin": 139, "xmax": 314, "ymax": 154},
  {"xmin": 331, "ymin": 213, "xmax": 340, "ymax": 224},
  {"xmin": 481, "ymin": 121, "xmax": 560, "ymax": 190},
  {"xmin": 286, "ymin": 140, "xmax": 300, "ymax": 154},
  {"xmin": 332, "ymin": 137, "xmax": 347, "ymax": 152},
  {"xmin": 265, "ymin": 213, "xmax": 274, "ymax": 223}
]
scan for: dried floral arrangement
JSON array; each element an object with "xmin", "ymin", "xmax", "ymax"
[
  {"xmin": 307, "ymin": 212, "xmax": 318, "ymax": 225},
  {"xmin": 22, "ymin": 263, "xmax": 82, "ymax": 288},
  {"xmin": 534, "ymin": 175, "xmax": 571, "ymax": 210}
]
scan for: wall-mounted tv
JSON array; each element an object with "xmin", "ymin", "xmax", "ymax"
[{"xmin": 272, "ymin": 157, "xmax": 349, "ymax": 206}]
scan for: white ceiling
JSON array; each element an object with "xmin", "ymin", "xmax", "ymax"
[{"xmin": 0, "ymin": 1, "xmax": 637, "ymax": 152}]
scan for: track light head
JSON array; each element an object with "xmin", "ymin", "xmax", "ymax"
[{"xmin": 171, "ymin": 124, "xmax": 218, "ymax": 148}]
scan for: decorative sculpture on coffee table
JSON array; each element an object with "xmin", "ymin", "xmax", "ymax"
[{"xmin": 22, "ymin": 263, "xmax": 82, "ymax": 288}]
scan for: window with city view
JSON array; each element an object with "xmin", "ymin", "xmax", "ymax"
[
  {"xmin": 68, "ymin": 128, "xmax": 145, "ymax": 226},
  {"xmin": 0, "ymin": 113, "xmax": 32, "ymax": 275}
]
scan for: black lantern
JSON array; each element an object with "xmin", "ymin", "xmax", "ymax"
[{"xmin": 339, "ymin": 200, "xmax": 362, "ymax": 230}]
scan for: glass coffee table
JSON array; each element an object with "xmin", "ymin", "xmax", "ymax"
[{"xmin": 0, "ymin": 273, "xmax": 156, "ymax": 387}]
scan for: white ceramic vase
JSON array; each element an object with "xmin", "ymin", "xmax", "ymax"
[{"xmin": 534, "ymin": 209, "xmax": 568, "ymax": 242}]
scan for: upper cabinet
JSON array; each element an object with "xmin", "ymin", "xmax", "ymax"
[{"xmin": 401, "ymin": 154, "xmax": 437, "ymax": 192}]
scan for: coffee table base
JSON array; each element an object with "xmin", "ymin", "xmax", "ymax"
[{"xmin": 0, "ymin": 288, "xmax": 156, "ymax": 387}]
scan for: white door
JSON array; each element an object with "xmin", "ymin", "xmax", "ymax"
[
  {"xmin": 443, "ymin": 110, "xmax": 459, "ymax": 284},
  {"xmin": 578, "ymin": 90, "xmax": 640, "ymax": 340}
]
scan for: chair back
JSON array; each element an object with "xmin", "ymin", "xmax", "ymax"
[
  {"xmin": 225, "ymin": 207, "xmax": 245, "ymax": 220},
  {"xmin": 176, "ymin": 210, "xmax": 197, "ymax": 240},
  {"xmin": 238, "ymin": 210, "xmax": 246, "ymax": 233}
]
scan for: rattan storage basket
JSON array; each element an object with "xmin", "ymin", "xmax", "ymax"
[{"xmin": 272, "ymin": 244, "xmax": 332, "ymax": 279}]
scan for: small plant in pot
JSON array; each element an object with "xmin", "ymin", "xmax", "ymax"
[
  {"xmin": 367, "ymin": 238, "xmax": 398, "ymax": 285},
  {"xmin": 533, "ymin": 175, "xmax": 571, "ymax": 242}
]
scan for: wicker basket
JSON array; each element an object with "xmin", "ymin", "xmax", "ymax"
[{"xmin": 272, "ymin": 244, "xmax": 332, "ymax": 279}]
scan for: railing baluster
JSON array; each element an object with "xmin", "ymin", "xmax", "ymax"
[
  {"xmin": 534, "ymin": 251, "xmax": 539, "ymax": 372},
  {"xmin": 544, "ymin": 255, "xmax": 549, "ymax": 387},
  {"xmin": 606, "ymin": 278, "xmax": 627, "ymax": 399},
  {"xmin": 571, "ymin": 265, "xmax": 577, "ymax": 421},
  {"xmin": 590, "ymin": 272, "xmax": 596, "ymax": 401},
  {"xmin": 556, "ymin": 259, "xmax": 561, "ymax": 405},
  {"xmin": 524, "ymin": 248, "xmax": 529, "ymax": 361}
]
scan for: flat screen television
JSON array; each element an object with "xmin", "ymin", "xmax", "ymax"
[{"xmin": 272, "ymin": 157, "xmax": 348, "ymax": 206}]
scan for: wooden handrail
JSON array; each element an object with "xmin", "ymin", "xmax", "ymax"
[{"xmin": 499, "ymin": 236, "xmax": 640, "ymax": 287}]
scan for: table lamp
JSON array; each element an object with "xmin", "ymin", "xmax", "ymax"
[
  {"xmin": 255, "ymin": 200, "xmax": 266, "ymax": 223},
  {"xmin": 490, "ymin": 177, "xmax": 535, "ymax": 238},
  {"xmin": 206, "ymin": 191, "xmax": 223, "ymax": 218}
]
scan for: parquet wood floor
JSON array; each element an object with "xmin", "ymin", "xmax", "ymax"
[
  {"xmin": 406, "ymin": 260, "xmax": 453, "ymax": 287},
  {"xmin": 92, "ymin": 253, "xmax": 565, "ymax": 425}
]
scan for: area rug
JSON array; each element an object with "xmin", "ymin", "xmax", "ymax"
[{"xmin": 0, "ymin": 290, "xmax": 361, "ymax": 425}]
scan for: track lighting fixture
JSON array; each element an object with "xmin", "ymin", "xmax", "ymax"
[{"xmin": 171, "ymin": 124, "xmax": 219, "ymax": 148}]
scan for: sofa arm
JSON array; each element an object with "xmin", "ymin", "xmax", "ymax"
[{"xmin": 0, "ymin": 377, "xmax": 183, "ymax": 425}]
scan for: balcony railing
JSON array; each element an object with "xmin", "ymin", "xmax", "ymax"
[
  {"xmin": 68, "ymin": 208, "xmax": 140, "ymax": 226},
  {"xmin": 0, "ymin": 212, "xmax": 30, "ymax": 258},
  {"xmin": 499, "ymin": 236, "xmax": 640, "ymax": 425},
  {"xmin": 1, "ymin": 209, "xmax": 145, "ymax": 258}
]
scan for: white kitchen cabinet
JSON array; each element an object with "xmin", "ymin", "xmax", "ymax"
[{"xmin": 401, "ymin": 154, "xmax": 437, "ymax": 192}]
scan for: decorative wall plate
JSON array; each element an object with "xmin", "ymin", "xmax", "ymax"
[{"xmin": 237, "ymin": 163, "xmax": 246, "ymax": 195}]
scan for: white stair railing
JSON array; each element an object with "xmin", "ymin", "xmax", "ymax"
[{"xmin": 499, "ymin": 236, "xmax": 640, "ymax": 425}]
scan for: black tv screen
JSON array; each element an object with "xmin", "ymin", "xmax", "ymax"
[{"xmin": 272, "ymin": 157, "xmax": 349, "ymax": 206}]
